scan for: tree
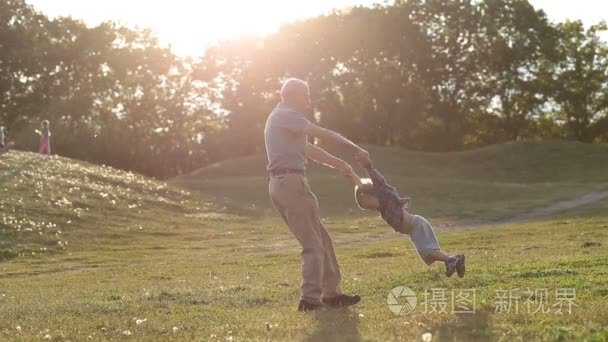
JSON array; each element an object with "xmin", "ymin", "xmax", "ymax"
[
  {"xmin": 472, "ymin": 0, "xmax": 557, "ymax": 143},
  {"xmin": 2, "ymin": 0, "xmax": 608, "ymax": 178},
  {"xmin": 549, "ymin": 21, "xmax": 608, "ymax": 142}
]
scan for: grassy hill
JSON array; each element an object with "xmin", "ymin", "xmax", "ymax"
[
  {"xmin": 182, "ymin": 140, "xmax": 608, "ymax": 182},
  {"xmin": 173, "ymin": 140, "xmax": 608, "ymax": 224},
  {"xmin": 0, "ymin": 151, "xmax": 214, "ymax": 261},
  {"xmin": 0, "ymin": 144, "xmax": 607, "ymax": 341}
]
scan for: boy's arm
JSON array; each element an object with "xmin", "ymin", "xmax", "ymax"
[{"xmin": 365, "ymin": 165, "xmax": 387, "ymax": 187}]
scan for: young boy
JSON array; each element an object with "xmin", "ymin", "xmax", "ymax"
[{"xmin": 352, "ymin": 159, "xmax": 465, "ymax": 277}]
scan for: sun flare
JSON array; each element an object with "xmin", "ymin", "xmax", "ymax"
[{"xmin": 26, "ymin": 0, "xmax": 375, "ymax": 56}]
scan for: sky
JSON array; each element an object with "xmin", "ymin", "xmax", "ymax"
[{"xmin": 26, "ymin": 0, "xmax": 608, "ymax": 56}]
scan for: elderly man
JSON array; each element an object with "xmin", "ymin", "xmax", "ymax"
[{"xmin": 264, "ymin": 78, "xmax": 370, "ymax": 312}]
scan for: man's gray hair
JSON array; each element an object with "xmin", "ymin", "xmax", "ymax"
[{"xmin": 280, "ymin": 78, "xmax": 309, "ymax": 101}]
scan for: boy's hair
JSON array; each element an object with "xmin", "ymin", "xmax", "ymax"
[
  {"xmin": 42, "ymin": 120, "xmax": 49, "ymax": 127},
  {"xmin": 354, "ymin": 178, "xmax": 377, "ymax": 209}
]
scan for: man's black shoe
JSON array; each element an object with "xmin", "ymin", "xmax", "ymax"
[
  {"xmin": 298, "ymin": 300, "xmax": 323, "ymax": 312},
  {"xmin": 321, "ymin": 294, "xmax": 361, "ymax": 308}
]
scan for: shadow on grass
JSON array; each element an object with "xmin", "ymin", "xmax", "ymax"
[
  {"xmin": 0, "ymin": 250, "xmax": 18, "ymax": 262},
  {"xmin": 305, "ymin": 308, "xmax": 361, "ymax": 342},
  {"xmin": 431, "ymin": 311, "xmax": 493, "ymax": 342}
]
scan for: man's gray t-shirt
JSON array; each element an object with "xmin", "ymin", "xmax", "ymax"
[{"xmin": 264, "ymin": 102, "xmax": 311, "ymax": 172}]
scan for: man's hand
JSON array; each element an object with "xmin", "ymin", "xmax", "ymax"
[{"xmin": 355, "ymin": 148, "xmax": 372, "ymax": 168}]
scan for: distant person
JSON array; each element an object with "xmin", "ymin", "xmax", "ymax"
[
  {"xmin": 0, "ymin": 126, "xmax": 5, "ymax": 148},
  {"xmin": 353, "ymin": 157, "xmax": 465, "ymax": 277},
  {"xmin": 264, "ymin": 78, "xmax": 370, "ymax": 312},
  {"xmin": 0, "ymin": 126, "xmax": 14, "ymax": 155},
  {"xmin": 37, "ymin": 120, "xmax": 51, "ymax": 156}
]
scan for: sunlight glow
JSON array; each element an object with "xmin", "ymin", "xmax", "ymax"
[
  {"xmin": 25, "ymin": 0, "xmax": 375, "ymax": 56},
  {"xmin": 26, "ymin": 0, "xmax": 606, "ymax": 56}
]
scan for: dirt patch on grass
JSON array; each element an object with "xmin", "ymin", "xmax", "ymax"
[{"xmin": 438, "ymin": 189, "xmax": 608, "ymax": 232}]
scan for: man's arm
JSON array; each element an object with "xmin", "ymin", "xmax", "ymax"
[
  {"xmin": 305, "ymin": 143, "xmax": 359, "ymax": 184},
  {"xmin": 304, "ymin": 123, "xmax": 369, "ymax": 157}
]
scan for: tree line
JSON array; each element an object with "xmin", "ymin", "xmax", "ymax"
[{"xmin": 1, "ymin": 0, "xmax": 607, "ymax": 178}]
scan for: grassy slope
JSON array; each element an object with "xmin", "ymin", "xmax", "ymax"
[
  {"xmin": 173, "ymin": 140, "xmax": 608, "ymax": 224},
  {"xmin": 0, "ymin": 142, "xmax": 607, "ymax": 341},
  {"xmin": 0, "ymin": 152, "xmax": 217, "ymax": 262},
  {"xmin": 182, "ymin": 140, "xmax": 608, "ymax": 182}
]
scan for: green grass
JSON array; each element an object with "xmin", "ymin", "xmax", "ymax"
[
  {"xmin": 182, "ymin": 140, "xmax": 608, "ymax": 182},
  {"xmin": 0, "ymin": 152, "xmax": 216, "ymax": 261},
  {"xmin": 0, "ymin": 141, "xmax": 608, "ymax": 341},
  {"xmin": 173, "ymin": 140, "xmax": 608, "ymax": 223}
]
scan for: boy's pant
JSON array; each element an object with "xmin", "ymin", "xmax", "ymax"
[
  {"xmin": 409, "ymin": 215, "xmax": 441, "ymax": 266},
  {"xmin": 269, "ymin": 173, "xmax": 342, "ymax": 304}
]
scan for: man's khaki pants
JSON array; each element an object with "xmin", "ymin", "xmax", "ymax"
[{"xmin": 269, "ymin": 173, "xmax": 342, "ymax": 304}]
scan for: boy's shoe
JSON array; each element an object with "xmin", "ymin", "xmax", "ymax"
[
  {"xmin": 321, "ymin": 294, "xmax": 361, "ymax": 308},
  {"xmin": 456, "ymin": 254, "xmax": 465, "ymax": 278},
  {"xmin": 446, "ymin": 257, "xmax": 459, "ymax": 277},
  {"xmin": 298, "ymin": 300, "xmax": 323, "ymax": 312}
]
